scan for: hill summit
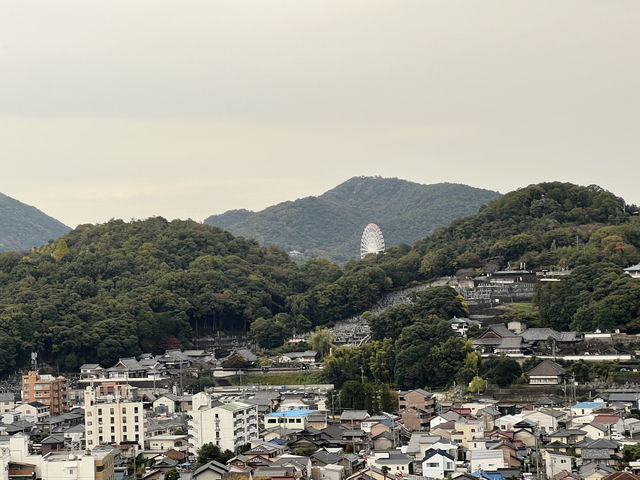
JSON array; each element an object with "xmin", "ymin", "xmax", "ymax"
[
  {"xmin": 0, "ymin": 192, "xmax": 70, "ymax": 251},
  {"xmin": 205, "ymin": 176, "xmax": 500, "ymax": 262}
]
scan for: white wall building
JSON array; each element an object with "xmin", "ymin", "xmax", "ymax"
[
  {"xmin": 1, "ymin": 434, "xmax": 115, "ymax": 480},
  {"xmin": 188, "ymin": 392, "xmax": 258, "ymax": 455},
  {"xmin": 470, "ymin": 449, "xmax": 505, "ymax": 472},
  {"xmin": 84, "ymin": 386, "xmax": 145, "ymax": 450},
  {"xmin": 421, "ymin": 449, "xmax": 455, "ymax": 479}
]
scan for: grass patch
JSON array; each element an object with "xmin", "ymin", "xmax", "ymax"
[{"xmin": 227, "ymin": 371, "xmax": 325, "ymax": 386}]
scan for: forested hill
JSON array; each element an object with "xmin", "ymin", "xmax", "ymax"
[
  {"xmin": 412, "ymin": 182, "xmax": 640, "ymax": 276},
  {"xmin": 0, "ymin": 192, "xmax": 70, "ymax": 251},
  {"xmin": 401, "ymin": 182, "xmax": 640, "ymax": 334},
  {"xmin": 0, "ymin": 218, "xmax": 421, "ymax": 374},
  {"xmin": 204, "ymin": 177, "xmax": 500, "ymax": 263}
]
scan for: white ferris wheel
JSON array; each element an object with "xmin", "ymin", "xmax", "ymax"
[{"xmin": 360, "ymin": 223, "xmax": 385, "ymax": 259}]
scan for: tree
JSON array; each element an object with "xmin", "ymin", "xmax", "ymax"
[
  {"xmin": 308, "ymin": 327, "xmax": 334, "ymax": 358},
  {"xmin": 52, "ymin": 238, "xmax": 70, "ymax": 261},
  {"xmin": 482, "ymin": 356, "xmax": 522, "ymax": 387},
  {"xmin": 468, "ymin": 376, "xmax": 488, "ymax": 394},
  {"xmin": 165, "ymin": 468, "xmax": 179, "ymax": 480},
  {"xmin": 197, "ymin": 443, "xmax": 234, "ymax": 466}
]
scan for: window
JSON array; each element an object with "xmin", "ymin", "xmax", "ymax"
[
  {"xmin": 98, "ymin": 408, "xmax": 102, "ymax": 415},
  {"xmin": 110, "ymin": 408, "xmax": 114, "ymax": 415},
  {"xmin": 134, "ymin": 416, "xmax": 139, "ymax": 422},
  {"xmin": 122, "ymin": 407, "xmax": 126, "ymax": 414},
  {"xmin": 135, "ymin": 425, "xmax": 139, "ymax": 432},
  {"xmin": 123, "ymin": 426, "xmax": 127, "ymax": 432},
  {"xmin": 134, "ymin": 407, "xmax": 139, "ymax": 414},
  {"xmin": 98, "ymin": 427, "xmax": 103, "ymax": 434},
  {"xmin": 110, "ymin": 426, "xmax": 115, "ymax": 433},
  {"xmin": 123, "ymin": 417, "xmax": 127, "ymax": 423}
]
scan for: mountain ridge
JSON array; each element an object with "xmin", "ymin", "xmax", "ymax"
[
  {"xmin": 205, "ymin": 176, "xmax": 501, "ymax": 262},
  {"xmin": 0, "ymin": 192, "xmax": 70, "ymax": 251}
]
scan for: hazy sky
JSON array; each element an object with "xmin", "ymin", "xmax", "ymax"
[{"xmin": 1, "ymin": 1, "xmax": 639, "ymax": 227}]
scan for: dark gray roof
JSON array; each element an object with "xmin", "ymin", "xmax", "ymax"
[
  {"xmin": 194, "ymin": 460, "xmax": 229, "ymax": 477},
  {"xmin": 312, "ymin": 449, "xmax": 343, "ymax": 465},
  {"xmin": 527, "ymin": 360, "xmax": 565, "ymax": 377}
]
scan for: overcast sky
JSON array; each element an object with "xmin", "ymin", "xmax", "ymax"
[{"xmin": 1, "ymin": 1, "xmax": 639, "ymax": 227}]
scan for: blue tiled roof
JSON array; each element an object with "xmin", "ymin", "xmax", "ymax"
[
  {"xmin": 572, "ymin": 402, "xmax": 604, "ymax": 409},
  {"xmin": 266, "ymin": 409, "xmax": 315, "ymax": 418}
]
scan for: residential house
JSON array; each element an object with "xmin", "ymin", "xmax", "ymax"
[
  {"xmin": 430, "ymin": 411, "xmax": 461, "ymax": 430},
  {"xmin": 470, "ymin": 449, "xmax": 505, "ymax": 472},
  {"xmin": 478, "ymin": 406, "xmax": 501, "ymax": 430},
  {"xmin": 449, "ymin": 317, "xmax": 481, "ymax": 337},
  {"xmin": 579, "ymin": 463, "xmax": 616, "ymax": 480},
  {"xmin": 280, "ymin": 351, "xmax": 318, "ymax": 365},
  {"xmin": 548, "ymin": 429, "xmax": 587, "ymax": 445},
  {"xmin": 523, "ymin": 408, "xmax": 567, "ymax": 433},
  {"xmin": 405, "ymin": 434, "xmax": 446, "ymax": 460},
  {"xmin": 0, "ymin": 393, "xmax": 16, "ymax": 413},
  {"xmin": 368, "ymin": 451, "xmax": 413, "ymax": 475},
  {"xmin": 340, "ymin": 410, "xmax": 370, "ymax": 428},
  {"xmin": 526, "ymin": 360, "xmax": 565, "ymax": 385},
  {"xmin": 15, "ymin": 402, "xmax": 49, "ymax": 423},
  {"xmin": 107, "ymin": 358, "xmax": 148, "ymax": 379},
  {"xmin": 193, "ymin": 460, "xmax": 230, "ymax": 480},
  {"xmin": 544, "ymin": 451, "xmax": 574, "ymax": 479},
  {"xmin": 453, "ymin": 419, "xmax": 484, "ymax": 448},
  {"xmin": 145, "ymin": 434, "xmax": 189, "ymax": 454},
  {"xmin": 371, "ymin": 431, "xmax": 395, "ymax": 450},
  {"xmin": 576, "ymin": 438, "xmax": 620, "ymax": 467},
  {"xmin": 571, "ymin": 402, "xmax": 605, "ymax": 417},
  {"xmin": 421, "ymin": 449, "xmax": 455, "ymax": 479},
  {"xmin": 264, "ymin": 409, "xmax": 314, "ymax": 431},
  {"xmin": 318, "ymin": 463, "xmax": 346, "ymax": 480},
  {"xmin": 582, "ymin": 423, "xmax": 609, "ymax": 440},
  {"xmin": 342, "ymin": 429, "xmax": 368, "ymax": 452},
  {"xmin": 80, "ymin": 364, "xmax": 105, "ymax": 379},
  {"xmin": 592, "ymin": 415, "xmax": 624, "ymax": 435},
  {"xmin": 401, "ymin": 407, "xmax": 431, "ymax": 432},
  {"xmin": 608, "ymin": 393, "xmax": 640, "ymax": 409}
]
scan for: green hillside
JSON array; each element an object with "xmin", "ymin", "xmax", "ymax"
[
  {"xmin": 0, "ymin": 192, "xmax": 70, "ymax": 251},
  {"xmin": 204, "ymin": 177, "xmax": 501, "ymax": 262},
  {"xmin": 0, "ymin": 218, "xmax": 410, "ymax": 374}
]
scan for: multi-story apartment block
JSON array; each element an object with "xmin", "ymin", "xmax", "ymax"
[
  {"xmin": 398, "ymin": 389, "xmax": 435, "ymax": 416},
  {"xmin": 84, "ymin": 386, "xmax": 145, "ymax": 450},
  {"xmin": 21, "ymin": 371, "xmax": 68, "ymax": 416},
  {"xmin": 188, "ymin": 392, "xmax": 258, "ymax": 454}
]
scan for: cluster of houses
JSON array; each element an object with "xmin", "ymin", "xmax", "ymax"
[{"xmin": 6, "ymin": 347, "xmax": 640, "ymax": 480}]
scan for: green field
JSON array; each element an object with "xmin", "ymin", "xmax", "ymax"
[{"xmin": 225, "ymin": 371, "xmax": 325, "ymax": 386}]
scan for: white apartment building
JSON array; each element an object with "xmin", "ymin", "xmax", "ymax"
[
  {"xmin": 188, "ymin": 392, "xmax": 258, "ymax": 454},
  {"xmin": 84, "ymin": 386, "xmax": 145, "ymax": 450},
  {"xmin": 0, "ymin": 434, "xmax": 115, "ymax": 480}
]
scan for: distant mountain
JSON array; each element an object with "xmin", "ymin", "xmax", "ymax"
[
  {"xmin": 205, "ymin": 177, "xmax": 501, "ymax": 262},
  {"xmin": 0, "ymin": 192, "xmax": 70, "ymax": 251}
]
